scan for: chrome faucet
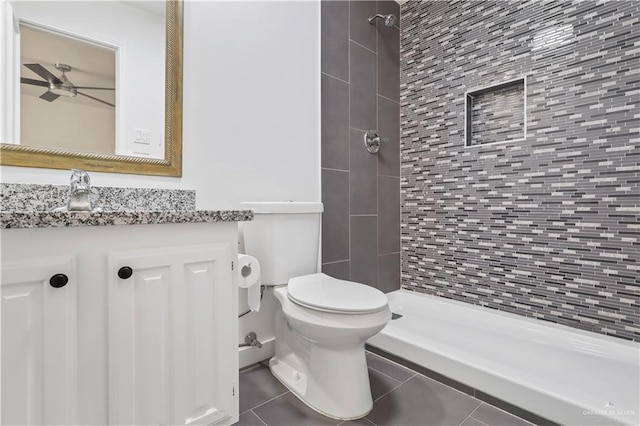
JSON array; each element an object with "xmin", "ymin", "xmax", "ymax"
[{"xmin": 54, "ymin": 169, "xmax": 102, "ymax": 212}]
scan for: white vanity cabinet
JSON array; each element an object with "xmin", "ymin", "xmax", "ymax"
[
  {"xmin": 1, "ymin": 221, "xmax": 240, "ymax": 426},
  {"xmin": 108, "ymin": 243, "xmax": 234, "ymax": 425},
  {"xmin": 1, "ymin": 256, "xmax": 78, "ymax": 425}
]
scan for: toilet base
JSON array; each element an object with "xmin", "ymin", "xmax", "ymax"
[
  {"xmin": 269, "ymin": 352, "xmax": 373, "ymax": 421},
  {"xmin": 267, "ymin": 285, "xmax": 391, "ymax": 420}
]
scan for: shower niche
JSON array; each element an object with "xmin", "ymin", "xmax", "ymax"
[{"xmin": 465, "ymin": 77, "xmax": 526, "ymax": 147}]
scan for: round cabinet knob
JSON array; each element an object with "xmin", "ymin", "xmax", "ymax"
[
  {"xmin": 118, "ymin": 266, "xmax": 133, "ymax": 280},
  {"xmin": 49, "ymin": 274, "xmax": 69, "ymax": 288}
]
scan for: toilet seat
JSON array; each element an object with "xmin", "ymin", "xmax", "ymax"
[{"xmin": 287, "ymin": 273, "xmax": 388, "ymax": 314}]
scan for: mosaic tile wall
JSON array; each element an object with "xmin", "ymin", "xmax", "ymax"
[{"xmin": 400, "ymin": 1, "xmax": 639, "ymax": 341}]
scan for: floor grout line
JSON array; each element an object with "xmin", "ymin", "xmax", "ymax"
[
  {"xmin": 247, "ymin": 390, "xmax": 291, "ymax": 413},
  {"xmin": 457, "ymin": 413, "xmax": 474, "ymax": 426},
  {"xmin": 367, "ymin": 366, "xmax": 405, "ymax": 385},
  {"xmin": 403, "ymin": 365, "xmax": 479, "ymax": 401},
  {"xmin": 457, "ymin": 402, "xmax": 483, "ymax": 426},
  {"xmin": 250, "ymin": 409, "xmax": 269, "ymax": 426},
  {"xmin": 361, "ymin": 416, "xmax": 377, "ymax": 426},
  {"xmin": 366, "ymin": 351, "xmax": 416, "ymax": 380},
  {"xmin": 468, "ymin": 415, "xmax": 490, "ymax": 426},
  {"xmin": 372, "ymin": 376, "xmax": 408, "ymax": 403},
  {"xmin": 471, "ymin": 403, "xmax": 537, "ymax": 426}
]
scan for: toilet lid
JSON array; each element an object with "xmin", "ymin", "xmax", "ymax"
[{"xmin": 287, "ymin": 273, "xmax": 388, "ymax": 313}]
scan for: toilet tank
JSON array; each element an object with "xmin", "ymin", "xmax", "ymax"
[{"xmin": 241, "ymin": 202, "xmax": 323, "ymax": 286}]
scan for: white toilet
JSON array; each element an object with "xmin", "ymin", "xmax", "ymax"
[{"xmin": 241, "ymin": 201, "xmax": 391, "ymax": 420}]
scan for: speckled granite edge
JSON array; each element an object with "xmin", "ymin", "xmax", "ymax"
[
  {"xmin": 0, "ymin": 210, "xmax": 253, "ymax": 229},
  {"xmin": 0, "ymin": 183, "xmax": 196, "ymax": 212}
]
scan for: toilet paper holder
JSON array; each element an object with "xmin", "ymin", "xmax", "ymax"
[
  {"xmin": 237, "ymin": 253, "xmax": 262, "ymax": 315},
  {"xmin": 238, "ymin": 285, "xmax": 265, "ymax": 318},
  {"xmin": 241, "ymin": 263, "xmax": 252, "ymax": 278}
]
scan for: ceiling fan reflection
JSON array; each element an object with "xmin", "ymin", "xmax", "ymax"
[{"xmin": 21, "ymin": 62, "xmax": 115, "ymax": 108}]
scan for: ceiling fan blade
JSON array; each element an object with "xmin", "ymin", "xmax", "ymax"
[
  {"xmin": 77, "ymin": 91, "xmax": 115, "ymax": 107},
  {"xmin": 73, "ymin": 86, "xmax": 115, "ymax": 91},
  {"xmin": 39, "ymin": 91, "xmax": 60, "ymax": 102},
  {"xmin": 21, "ymin": 77, "xmax": 49, "ymax": 87},
  {"xmin": 24, "ymin": 63, "xmax": 63, "ymax": 85}
]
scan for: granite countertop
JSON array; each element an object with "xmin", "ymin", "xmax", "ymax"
[
  {"xmin": 0, "ymin": 209, "xmax": 253, "ymax": 229},
  {"xmin": 0, "ymin": 183, "xmax": 253, "ymax": 229}
]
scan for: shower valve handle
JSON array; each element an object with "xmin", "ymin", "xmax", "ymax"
[{"xmin": 364, "ymin": 130, "xmax": 386, "ymax": 154}]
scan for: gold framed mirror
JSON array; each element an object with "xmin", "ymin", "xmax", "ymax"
[{"xmin": 0, "ymin": 0, "xmax": 183, "ymax": 177}]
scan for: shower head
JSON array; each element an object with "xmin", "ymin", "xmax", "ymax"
[{"xmin": 368, "ymin": 13, "xmax": 397, "ymax": 27}]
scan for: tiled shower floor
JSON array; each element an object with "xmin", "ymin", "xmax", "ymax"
[{"xmin": 237, "ymin": 352, "xmax": 534, "ymax": 426}]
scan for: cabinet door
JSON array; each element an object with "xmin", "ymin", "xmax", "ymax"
[
  {"xmin": 109, "ymin": 244, "xmax": 235, "ymax": 425},
  {"xmin": 1, "ymin": 256, "xmax": 77, "ymax": 425}
]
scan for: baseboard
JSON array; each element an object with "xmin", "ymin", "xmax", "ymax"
[{"xmin": 239, "ymin": 336, "xmax": 275, "ymax": 369}]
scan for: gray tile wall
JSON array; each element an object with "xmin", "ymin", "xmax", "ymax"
[
  {"xmin": 400, "ymin": 1, "xmax": 639, "ymax": 341},
  {"xmin": 321, "ymin": 0, "xmax": 401, "ymax": 293}
]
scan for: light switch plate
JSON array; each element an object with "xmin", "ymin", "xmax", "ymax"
[{"xmin": 133, "ymin": 128, "xmax": 151, "ymax": 145}]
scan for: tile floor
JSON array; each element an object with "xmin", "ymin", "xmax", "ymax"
[{"xmin": 238, "ymin": 352, "xmax": 534, "ymax": 426}]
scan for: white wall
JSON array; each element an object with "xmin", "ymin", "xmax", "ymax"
[
  {"xmin": 0, "ymin": 0, "xmax": 321, "ymax": 210},
  {"xmin": 183, "ymin": 0, "xmax": 321, "ymax": 209},
  {"xmin": 187, "ymin": 0, "xmax": 321, "ymax": 369}
]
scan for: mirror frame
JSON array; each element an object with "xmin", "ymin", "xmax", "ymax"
[{"xmin": 0, "ymin": 0, "xmax": 183, "ymax": 177}]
